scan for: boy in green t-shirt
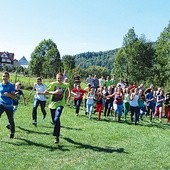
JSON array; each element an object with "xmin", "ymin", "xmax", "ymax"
[{"xmin": 45, "ymin": 73, "xmax": 70, "ymax": 144}]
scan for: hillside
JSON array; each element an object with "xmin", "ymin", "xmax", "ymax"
[{"xmin": 74, "ymin": 48, "xmax": 119, "ymax": 71}]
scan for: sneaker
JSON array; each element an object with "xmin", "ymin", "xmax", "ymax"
[
  {"xmin": 43, "ymin": 114, "xmax": 46, "ymax": 120},
  {"xmin": 135, "ymin": 121, "xmax": 139, "ymax": 125},
  {"xmin": 104, "ymin": 116, "xmax": 109, "ymax": 120},
  {"xmin": 10, "ymin": 133, "xmax": 14, "ymax": 139},
  {"xmin": 55, "ymin": 137, "xmax": 59, "ymax": 144},
  {"xmin": 113, "ymin": 117, "xmax": 116, "ymax": 121},
  {"xmin": 6, "ymin": 124, "xmax": 11, "ymax": 130},
  {"xmin": 32, "ymin": 121, "xmax": 37, "ymax": 127}
]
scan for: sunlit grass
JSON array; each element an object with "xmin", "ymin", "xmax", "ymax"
[{"xmin": 0, "ymin": 97, "xmax": 170, "ymax": 170}]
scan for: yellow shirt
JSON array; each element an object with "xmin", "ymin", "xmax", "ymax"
[{"xmin": 47, "ymin": 82, "xmax": 69, "ymax": 109}]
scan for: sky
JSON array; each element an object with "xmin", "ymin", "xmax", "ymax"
[{"xmin": 0, "ymin": 0, "xmax": 170, "ymax": 61}]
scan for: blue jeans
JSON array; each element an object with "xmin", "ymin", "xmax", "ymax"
[
  {"xmin": 0, "ymin": 104, "xmax": 15, "ymax": 134},
  {"xmin": 74, "ymin": 99, "xmax": 82, "ymax": 114},
  {"xmin": 86, "ymin": 103, "xmax": 94, "ymax": 119},
  {"xmin": 115, "ymin": 104, "xmax": 123, "ymax": 117},
  {"xmin": 50, "ymin": 106, "xmax": 63, "ymax": 137},
  {"xmin": 104, "ymin": 102, "xmax": 112, "ymax": 117},
  {"xmin": 32, "ymin": 99, "xmax": 47, "ymax": 122}
]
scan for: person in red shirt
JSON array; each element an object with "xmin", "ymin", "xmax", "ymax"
[
  {"xmin": 129, "ymin": 82, "xmax": 137, "ymax": 91},
  {"xmin": 71, "ymin": 85, "xmax": 87, "ymax": 116}
]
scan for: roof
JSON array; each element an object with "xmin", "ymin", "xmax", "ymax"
[{"xmin": 0, "ymin": 52, "xmax": 14, "ymax": 61}]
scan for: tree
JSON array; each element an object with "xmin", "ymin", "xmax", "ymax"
[
  {"xmin": 112, "ymin": 48, "xmax": 128, "ymax": 81},
  {"xmin": 62, "ymin": 55, "xmax": 76, "ymax": 87},
  {"xmin": 155, "ymin": 21, "xmax": 170, "ymax": 87},
  {"xmin": 43, "ymin": 47, "xmax": 61, "ymax": 78},
  {"xmin": 29, "ymin": 39, "xmax": 61, "ymax": 77},
  {"xmin": 85, "ymin": 66, "xmax": 109, "ymax": 78},
  {"xmin": 62, "ymin": 55, "xmax": 75, "ymax": 70},
  {"xmin": 113, "ymin": 28, "xmax": 155, "ymax": 84},
  {"xmin": 122, "ymin": 27, "xmax": 138, "ymax": 47}
]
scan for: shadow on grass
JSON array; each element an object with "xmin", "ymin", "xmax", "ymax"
[
  {"xmin": 145, "ymin": 122, "xmax": 170, "ymax": 129},
  {"xmin": 17, "ymin": 126, "xmax": 51, "ymax": 135},
  {"xmin": 61, "ymin": 125, "xmax": 82, "ymax": 131},
  {"xmin": 63, "ymin": 137, "xmax": 128, "ymax": 154},
  {"xmin": 3, "ymin": 138, "xmax": 69, "ymax": 151},
  {"xmin": 41, "ymin": 124, "xmax": 82, "ymax": 131},
  {"xmin": 40, "ymin": 125, "xmax": 53, "ymax": 129},
  {"xmin": 125, "ymin": 120, "xmax": 170, "ymax": 130},
  {"xmin": 80, "ymin": 115, "xmax": 111, "ymax": 123}
]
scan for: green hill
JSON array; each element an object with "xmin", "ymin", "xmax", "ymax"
[{"xmin": 74, "ymin": 48, "xmax": 119, "ymax": 71}]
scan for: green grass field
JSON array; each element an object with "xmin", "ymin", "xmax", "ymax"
[
  {"xmin": 0, "ymin": 72, "xmax": 56, "ymax": 88},
  {"xmin": 0, "ymin": 92, "xmax": 170, "ymax": 170}
]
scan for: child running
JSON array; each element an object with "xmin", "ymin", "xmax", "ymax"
[
  {"xmin": 86, "ymin": 87, "xmax": 95, "ymax": 119},
  {"xmin": 95, "ymin": 87, "xmax": 104, "ymax": 120}
]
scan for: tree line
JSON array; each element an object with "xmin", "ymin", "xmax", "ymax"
[{"xmin": 26, "ymin": 21, "xmax": 169, "ymax": 88}]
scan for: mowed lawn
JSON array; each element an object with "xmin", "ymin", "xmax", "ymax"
[{"xmin": 0, "ymin": 100, "xmax": 170, "ymax": 170}]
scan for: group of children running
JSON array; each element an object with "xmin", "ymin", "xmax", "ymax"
[
  {"xmin": 1, "ymin": 71, "xmax": 170, "ymax": 144},
  {"xmin": 71, "ymin": 79, "xmax": 170, "ymax": 125}
]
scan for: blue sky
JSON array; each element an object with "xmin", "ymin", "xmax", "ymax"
[{"xmin": 0, "ymin": 0, "xmax": 169, "ymax": 60}]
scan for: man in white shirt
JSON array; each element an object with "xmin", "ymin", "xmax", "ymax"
[{"xmin": 31, "ymin": 77, "xmax": 47, "ymax": 126}]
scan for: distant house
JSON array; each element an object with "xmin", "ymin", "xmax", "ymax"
[
  {"xmin": 19, "ymin": 56, "xmax": 29, "ymax": 68},
  {"xmin": 0, "ymin": 51, "xmax": 14, "ymax": 69},
  {"xmin": 13, "ymin": 59, "xmax": 20, "ymax": 67},
  {"xmin": 0, "ymin": 52, "xmax": 29, "ymax": 69}
]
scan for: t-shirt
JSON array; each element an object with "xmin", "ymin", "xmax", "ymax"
[
  {"xmin": 156, "ymin": 95, "xmax": 165, "ymax": 107},
  {"xmin": 86, "ymin": 77, "xmax": 94, "ymax": 86},
  {"xmin": 72, "ymin": 88, "xmax": 87, "ymax": 100},
  {"xmin": 86, "ymin": 93, "xmax": 95, "ymax": 105},
  {"xmin": 145, "ymin": 92, "xmax": 154, "ymax": 106},
  {"xmin": 13, "ymin": 89, "xmax": 24, "ymax": 105},
  {"xmin": 104, "ymin": 91, "xmax": 114, "ymax": 104},
  {"xmin": 138, "ymin": 94, "xmax": 145, "ymax": 108},
  {"xmin": 95, "ymin": 92, "xmax": 103, "ymax": 104},
  {"xmin": 113, "ymin": 92, "xmax": 123, "ymax": 105},
  {"xmin": 74, "ymin": 76, "xmax": 81, "ymax": 84},
  {"xmin": 105, "ymin": 80, "xmax": 112, "ymax": 88},
  {"xmin": 123, "ymin": 93, "xmax": 130, "ymax": 103},
  {"xmin": 99, "ymin": 78, "xmax": 105, "ymax": 87},
  {"xmin": 34, "ymin": 83, "xmax": 46, "ymax": 101},
  {"xmin": 47, "ymin": 82, "xmax": 69, "ymax": 109},
  {"xmin": 0, "ymin": 82, "xmax": 15, "ymax": 110},
  {"xmin": 130, "ymin": 93, "xmax": 139, "ymax": 107}
]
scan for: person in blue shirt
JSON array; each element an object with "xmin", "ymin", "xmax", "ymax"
[
  {"xmin": 6, "ymin": 82, "xmax": 26, "ymax": 129},
  {"xmin": 145, "ymin": 87, "xmax": 156, "ymax": 124},
  {"xmin": 0, "ymin": 71, "xmax": 16, "ymax": 138}
]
